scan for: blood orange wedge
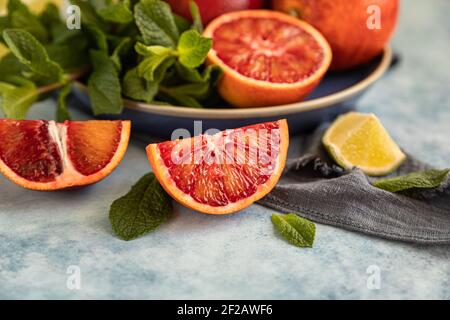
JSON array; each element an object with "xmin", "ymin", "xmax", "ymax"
[
  {"xmin": 146, "ymin": 120, "xmax": 289, "ymax": 215},
  {"xmin": 204, "ymin": 10, "xmax": 332, "ymax": 107},
  {"xmin": 0, "ymin": 119, "xmax": 131, "ymax": 190}
]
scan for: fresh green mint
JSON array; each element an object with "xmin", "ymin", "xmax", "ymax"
[
  {"xmin": 87, "ymin": 50, "xmax": 123, "ymax": 115},
  {"xmin": 0, "ymin": 0, "xmax": 221, "ymax": 119},
  {"xmin": 122, "ymin": 67, "xmax": 158, "ymax": 103},
  {"xmin": 97, "ymin": 1, "xmax": 134, "ymax": 24},
  {"xmin": 134, "ymin": 0, "xmax": 179, "ymax": 48},
  {"xmin": 9, "ymin": 1, "xmax": 49, "ymax": 43},
  {"xmin": 272, "ymin": 213, "xmax": 316, "ymax": 248},
  {"xmin": 177, "ymin": 29, "xmax": 212, "ymax": 68},
  {"xmin": 110, "ymin": 173, "xmax": 173, "ymax": 241},
  {"xmin": 56, "ymin": 84, "xmax": 72, "ymax": 122},
  {"xmin": 3, "ymin": 29, "xmax": 63, "ymax": 83},
  {"xmin": 373, "ymin": 169, "xmax": 450, "ymax": 193},
  {"xmin": 189, "ymin": 1, "xmax": 203, "ymax": 33},
  {"xmin": 0, "ymin": 76, "xmax": 38, "ymax": 119}
]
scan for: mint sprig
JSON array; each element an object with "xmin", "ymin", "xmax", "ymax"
[
  {"xmin": 373, "ymin": 169, "xmax": 450, "ymax": 193},
  {"xmin": 3, "ymin": 29, "xmax": 63, "ymax": 83},
  {"xmin": 88, "ymin": 50, "xmax": 123, "ymax": 115},
  {"xmin": 109, "ymin": 173, "xmax": 173, "ymax": 241},
  {"xmin": 134, "ymin": 0, "xmax": 179, "ymax": 48},
  {"xmin": 272, "ymin": 213, "xmax": 316, "ymax": 248},
  {"xmin": 0, "ymin": 76, "xmax": 37, "ymax": 119},
  {"xmin": 0, "ymin": 0, "xmax": 221, "ymax": 119}
]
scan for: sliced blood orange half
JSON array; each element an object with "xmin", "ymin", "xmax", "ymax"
[
  {"xmin": 147, "ymin": 120, "xmax": 289, "ymax": 215},
  {"xmin": 0, "ymin": 119, "xmax": 131, "ymax": 190},
  {"xmin": 204, "ymin": 10, "xmax": 332, "ymax": 107}
]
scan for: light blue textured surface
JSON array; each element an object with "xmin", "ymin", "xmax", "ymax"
[{"xmin": 0, "ymin": 0, "xmax": 449, "ymax": 299}]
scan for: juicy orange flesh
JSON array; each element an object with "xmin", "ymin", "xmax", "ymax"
[
  {"xmin": 67, "ymin": 121, "xmax": 122, "ymax": 176},
  {"xmin": 158, "ymin": 122, "xmax": 281, "ymax": 207},
  {"xmin": 212, "ymin": 17, "xmax": 324, "ymax": 83},
  {"xmin": 0, "ymin": 119, "xmax": 63, "ymax": 182}
]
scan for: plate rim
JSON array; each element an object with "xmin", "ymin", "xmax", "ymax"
[{"xmin": 74, "ymin": 46, "xmax": 392, "ymax": 120}]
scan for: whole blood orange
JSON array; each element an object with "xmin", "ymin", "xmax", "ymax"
[
  {"xmin": 146, "ymin": 120, "xmax": 289, "ymax": 214},
  {"xmin": 273, "ymin": 0, "xmax": 399, "ymax": 70},
  {"xmin": 203, "ymin": 10, "xmax": 332, "ymax": 107},
  {"xmin": 0, "ymin": 119, "xmax": 131, "ymax": 190}
]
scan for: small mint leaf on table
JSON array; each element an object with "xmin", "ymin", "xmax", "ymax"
[
  {"xmin": 134, "ymin": 0, "xmax": 179, "ymax": 48},
  {"xmin": 272, "ymin": 213, "xmax": 316, "ymax": 248},
  {"xmin": 3, "ymin": 29, "xmax": 63, "ymax": 83},
  {"xmin": 373, "ymin": 169, "xmax": 450, "ymax": 193},
  {"xmin": 110, "ymin": 173, "xmax": 173, "ymax": 241},
  {"xmin": 56, "ymin": 84, "xmax": 72, "ymax": 122},
  {"xmin": 0, "ymin": 77, "xmax": 38, "ymax": 119},
  {"xmin": 87, "ymin": 50, "xmax": 123, "ymax": 115},
  {"xmin": 177, "ymin": 29, "xmax": 212, "ymax": 68}
]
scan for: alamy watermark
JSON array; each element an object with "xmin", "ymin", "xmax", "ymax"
[
  {"xmin": 66, "ymin": 265, "xmax": 81, "ymax": 290},
  {"xmin": 366, "ymin": 265, "xmax": 381, "ymax": 290}
]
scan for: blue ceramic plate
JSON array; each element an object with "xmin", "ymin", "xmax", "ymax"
[{"xmin": 73, "ymin": 47, "xmax": 392, "ymax": 138}]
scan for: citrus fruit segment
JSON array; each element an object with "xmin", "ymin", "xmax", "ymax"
[
  {"xmin": 322, "ymin": 112, "xmax": 406, "ymax": 176},
  {"xmin": 0, "ymin": 119, "xmax": 131, "ymax": 190},
  {"xmin": 147, "ymin": 120, "xmax": 289, "ymax": 214},
  {"xmin": 204, "ymin": 10, "xmax": 332, "ymax": 107}
]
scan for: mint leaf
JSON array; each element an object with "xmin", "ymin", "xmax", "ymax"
[
  {"xmin": 46, "ymin": 43, "xmax": 89, "ymax": 71},
  {"xmin": 137, "ymin": 41, "xmax": 176, "ymax": 82},
  {"xmin": 373, "ymin": 169, "xmax": 450, "ymax": 193},
  {"xmin": 122, "ymin": 67, "xmax": 158, "ymax": 103},
  {"xmin": 177, "ymin": 29, "xmax": 212, "ymax": 68},
  {"xmin": 109, "ymin": 173, "xmax": 173, "ymax": 241},
  {"xmin": 3, "ymin": 29, "xmax": 63, "ymax": 83},
  {"xmin": 7, "ymin": 0, "xmax": 28, "ymax": 12},
  {"xmin": 159, "ymin": 87, "xmax": 203, "ymax": 108},
  {"xmin": 175, "ymin": 63, "xmax": 222, "ymax": 84},
  {"xmin": 272, "ymin": 213, "xmax": 316, "ymax": 248},
  {"xmin": 39, "ymin": 3, "xmax": 61, "ymax": 29},
  {"xmin": 10, "ymin": 5, "xmax": 49, "ymax": 43},
  {"xmin": 70, "ymin": 0, "xmax": 106, "ymax": 30},
  {"xmin": 0, "ymin": 53, "xmax": 28, "ymax": 81},
  {"xmin": 174, "ymin": 14, "xmax": 190, "ymax": 34},
  {"xmin": 110, "ymin": 37, "xmax": 132, "ymax": 71},
  {"xmin": 87, "ymin": 50, "xmax": 123, "ymax": 115},
  {"xmin": 134, "ymin": 0, "xmax": 179, "ymax": 48},
  {"xmin": 56, "ymin": 84, "xmax": 72, "ymax": 122},
  {"xmin": 163, "ymin": 82, "xmax": 209, "ymax": 99},
  {"xmin": 0, "ymin": 77, "xmax": 38, "ymax": 119},
  {"xmin": 189, "ymin": 0, "xmax": 203, "ymax": 33},
  {"xmin": 97, "ymin": 1, "xmax": 133, "ymax": 24},
  {"xmin": 135, "ymin": 42, "xmax": 175, "ymax": 56},
  {"xmin": 86, "ymin": 25, "xmax": 109, "ymax": 53}
]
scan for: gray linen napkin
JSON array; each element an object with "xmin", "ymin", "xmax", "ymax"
[{"xmin": 258, "ymin": 125, "xmax": 450, "ymax": 245}]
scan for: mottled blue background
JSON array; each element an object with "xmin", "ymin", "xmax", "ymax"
[{"xmin": 0, "ymin": 0, "xmax": 449, "ymax": 299}]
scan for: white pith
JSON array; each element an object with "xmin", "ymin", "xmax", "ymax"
[{"xmin": 0, "ymin": 120, "xmax": 131, "ymax": 190}]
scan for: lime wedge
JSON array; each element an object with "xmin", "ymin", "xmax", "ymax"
[{"xmin": 323, "ymin": 112, "xmax": 406, "ymax": 176}]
